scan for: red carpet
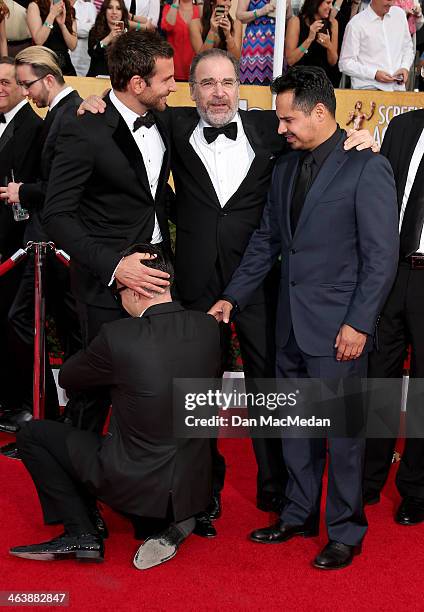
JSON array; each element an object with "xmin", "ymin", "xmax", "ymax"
[{"xmin": 1, "ymin": 434, "xmax": 423, "ymax": 611}]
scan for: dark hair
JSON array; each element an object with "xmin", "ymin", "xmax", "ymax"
[
  {"xmin": 271, "ymin": 66, "xmax": 336, "ymax": 117},
  {"xmin": 107, "ymin": 30, "xmax": 173, "ymax": 91},
  {"xmin": 0, "ymin": 56, "xmax": 15, "ymax": 66},
  {"xmin": 88, "ymin": 0, "xmax": 129, "ymax": 50},
  {"xmin": 189, "ymin": 48, "xmax": 239, "ymax": 83},
  {"xmin": 300, "ymin": 0, "xmax": 328, "ymax": 23},
  {"xmin": 201, "ymin": 0, "xmax": 234, "ymax": 49},
  {"xmin": 33, "ymin": 0, "xmax": 75, "ymax": 34},
  {"xmin": 121, "ymin": 243, "xmax": 174, "ymax": 290}
]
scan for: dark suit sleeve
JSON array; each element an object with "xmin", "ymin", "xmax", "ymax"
[
  {"xmin": 59, "ymin": 326, "xmax": 115, "ymax": 391},
  {"xmin": 19, "ymin": 180, "xmax": 46, "ymax": 210},
  {"xmin": 43, "ymin": 115, "xmax": 121, "ymax": 285},
  {"xmin": 343, "ymin": 154, "xmax": 399, "ymax": 334},
  {"xmin": 223, "ymin": 164, "xmax": 282, "ymax": 310}
]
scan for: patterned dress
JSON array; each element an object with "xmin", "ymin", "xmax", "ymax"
[{"xmin": 240, "ymin": 0, "xmax": 275, "ymax": 85}]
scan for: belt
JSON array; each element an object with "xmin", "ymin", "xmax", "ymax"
[{"xmin": 403, "ymin": 254, "xmax": 424, "ymax": 269}]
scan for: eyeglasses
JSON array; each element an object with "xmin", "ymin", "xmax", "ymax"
[
  {"xmin": 112, "ymin": 284, "xmax": 128, "ymax": 307},
  {"xmin": 192, "ymin": 78, "xmax": 239, "ymax": 90},
  {"xmin": 16, "ymin": 75, "xmax": 45, "ymax": 89}
]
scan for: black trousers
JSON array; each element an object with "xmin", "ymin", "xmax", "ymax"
[
  {"xmin": 183, "ymin": 262, "xmax": 286, "ymax": 499},
  {"xmin": 8, "ymin": 251, "xmax": 82, "ymax": 420},
  {"xmin": 70, "ymin": 301, "xmax": 125, "ymax": 432},
  {"xmin": 277, "ymin": 330, "xmax": 368, "ymax": 546},
  {"xmin": 16, "ymin": 420, "xmax": 99, "ymax": 536},
  {"xmin": 364, "ymin": 263, "xmax": 424, "ymax": 500}
]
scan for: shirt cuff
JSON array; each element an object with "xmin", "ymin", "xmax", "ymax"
[{"xmin": 108, "ymin": 257, "xmax": 123, "ymax": 286}]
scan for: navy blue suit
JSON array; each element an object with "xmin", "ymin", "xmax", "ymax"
[{"xmin": 225, "ymin": 132, "xmax": 399, "ymax": 544}]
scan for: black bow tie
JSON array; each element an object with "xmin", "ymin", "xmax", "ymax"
[
  {"xmin": 203, "ymin": 122, "xmax": 237, "ymax": 144},
  {"xmin": 0, "ymin": 113, "xmax": 6, "ymax": 124},
  {"xmin": 133, "ymin": 111, "xmax": 156, "ymax": 131}
]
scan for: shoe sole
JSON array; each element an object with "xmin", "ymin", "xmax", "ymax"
[
  {"xmin": 10, "ymin": 551, "xmax": 104, "ymax": 562},
  {"xmin": 395, "ymin": 518, "xmax": 424, "ymax": 526},
  {"xmin": 312, "ymin": 559, "xmax": 353, "ymax": 570},
  {"xmin": 250, "ymin": 530, "xmax": 318, "ymax": 544}
]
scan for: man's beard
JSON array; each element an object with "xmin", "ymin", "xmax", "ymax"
[{"xmin": 196, "ymin": 101, "xmax": 238, "ymax": 128}]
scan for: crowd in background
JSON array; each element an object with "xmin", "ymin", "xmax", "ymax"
[{"xmin": 1, "ymin": 0, "xmax": 424, "ymax": 87}]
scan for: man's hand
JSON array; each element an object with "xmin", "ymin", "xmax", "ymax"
[
  {"xmin": 345, "ymin": 129, "xmax": 379, "ymax": 152},
  {"xmin": 375, "ymin": 70, "xmax": 395, "ymax": 83},
  {"xmin": 393, "ymin": 68, "xmax": 409, "ymax": 85},
  {"xmin": 208, "ymin": 300, "xmax": 233, "ymax": 323},
  {"xmin": 77, "ymin": 95, "xmax": 106, "ymax": 116},
  {"xmin": 334, "ymin": 324, "xmax": 367, "ymax": 361},
  {"xmin": 115, "ymin": 252, "xmax": 170, "ymax": 298},
  {"xmin": 0, "ymin": 182, "xmax": 22, "ymax": 204}
]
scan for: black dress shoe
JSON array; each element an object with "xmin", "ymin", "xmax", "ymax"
[
  {"xmin": 133, "ymin": 523, "xmax": 187, "ymax": 570},
  {"xmin": 250, "ymin": 520, "xmax": 318, "ymax": 543},
  {"xmin": 257, "ymin": 493, "xmax": 285, "ymax": 513},
  {"xmin": 10, "ymin": 532, "xmax": 104, "ymax": 562},
  {"xmin": 313, "ymin": 540, "xmax": 358, "ymax": 570},
  {"xmin": 363, "ymin": 490, "xmax": 380, "ymax": 506},
  {"xmin": 88, "ymin": 505, "xmax": 108, "ymax": 539},
  {"xmin": 0, "ymin": 409, "xmax": 32, "ymax": 434},
  {"xmin": 207, "ymin": 493, "xmax": 221, "ymax": 520},
  {"xmin": 0, "ymin": 442, "xmax": 21, "ymax": 460},
  {"xmin": 193, "ymin": 512, "xmax": 217, "ymax": 538},
  {"xmin": 395, "ymin": 496, "xmax": 424, "ymax": 525}
]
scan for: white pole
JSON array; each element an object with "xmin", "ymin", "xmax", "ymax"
[{"xmin": 272, "ymin": 0, "xmax": 287, "ymax": 109}]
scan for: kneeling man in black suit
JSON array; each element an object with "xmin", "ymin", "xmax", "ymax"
[
  {"xmin": 210, "ymin": 67, "xmax": 399, "ymax": 569},
  {"xmin": 10, "ymin": 243, "xmax": 220, "ymax": 569}
]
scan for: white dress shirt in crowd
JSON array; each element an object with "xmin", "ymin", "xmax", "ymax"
[
  {"xmin": 399, "ymin": 128, "xmax": 424, "ymax": 252},
  {"xmin": 70, "ymin": 0, "xmax": 97, "ymax": 76},
  {"xmin": 109, "ymin": 89, "xmax": 164, "ymax": 244},
  {"xmin": 49, "ymin": 86, "xmax": 74, "ymax": 110},
  {"xmin": 0, "ymin": 99, "xmax": 27, "ymax": 139},
  {"xmin": 189, "ymin": 113, "xmax": 255, "ymax": 207},
  {"xmin": 339, "ymin": 4, "xmax": 414, "ymax": 91},
  {"xmin": 123, "ymin": 0, "xmax": 160, "ymax": 26}
]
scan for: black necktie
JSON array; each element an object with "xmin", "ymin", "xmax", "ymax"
[
  {"xmin": 133, "ymin": 111, "xmax": 156, "ymax": 131},
  {"xmin": 290, "ymin": 152, "xmax": 314, "ymax": 234},
  {"xmin": 0, "ymin": 113, "xmax": 6, "ymax": 124},
  {"xmin": 400, "ymin": 152, "xmax": 424, "ymax": 257},
  {"xmin": 203, "ymin": 122, "xmax": 237, "ymax": 144}
]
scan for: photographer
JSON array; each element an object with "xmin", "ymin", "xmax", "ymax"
[
  {"xmin": 87, "ymin": 0, "xmax": 129, "ymax": 77},
  {"xmin": 189, "ymin": 0, "xmax": 242, "ymax": 58}
]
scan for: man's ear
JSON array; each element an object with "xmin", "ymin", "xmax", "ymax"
[
  {"xmin": 313, "ymin": 103, "xmax": 327, "ymax": 122},
  {"xmin": 129, "ymin": 75, "xmax": 148, "ymax": 96},
  {"xmin": 189, "ymin": 83, "xmax": 196, "ymax": 102}
]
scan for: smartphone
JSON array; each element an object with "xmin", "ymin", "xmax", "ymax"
[
  {"xmin": 321, "ymin": 18, "xmax": 331, "ymax": 35},
  {"xmin": 393, "ymin": 75, "xmax": 404, "ymax": 82},
  {"xmin": 215, "ymin": 5, "xmax": 225, "ymax": 18},
  {"xmin": 114, "ymin": 20, "xmax": 125, "ymax": 31},
  {"xmin": 53, "ymin": 0, "xmax": 61, "ymax": 5}
]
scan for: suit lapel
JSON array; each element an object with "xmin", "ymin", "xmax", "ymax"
[
  {"xmin": 293, "ymin": 137, "xmax": 348, "ymax": 239},
  {"xmin": 0, "ymin": 118, "xmax": 15, "ymax": 155},
  {"xmin": 284, "ymin": 154, "xmax": 301, "ymax": 241},
  {"xmin": 397, "ymin": 115, "xmax": 424, "ymax": 208},
  {"xmin": 107, "ymin": 99, "xmax": 153, "ymax": 202},
  {"xmin": 152, "ymin": 111, "xmax": 170, "ymax": 204}
]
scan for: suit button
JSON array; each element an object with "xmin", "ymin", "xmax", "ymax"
[
  {"xmin": 290, "ymin": 281, "xmax": 296, "ymax": 287},
  {"xmin": 220, "ymin": 212, "xmax": 228, "ymax": 217},
  {"xmin": 290, "ymin": 249, "xmax": 296, "ymax": 254}
]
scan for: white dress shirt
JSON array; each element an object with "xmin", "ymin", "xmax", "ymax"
[
  {"xmin": 70, "ymin": 0, "xmax": 97, "ymax": 76},
  {"xmin": 189, "ymin": 113, "xmax": 255, "ymax": 207},
  {"xmin": 399, "ymin": 128, "xmax": 424, "ymax": 252},
  {"xmin": 49, "ymin": 86, "xmax": 74, "ymax": 110},
  {"xmin": 0, "ymin": 99, "xmax": 27, "ymax": 140},
  {"xmin": 123, "ymin": 0, "xmax": 160, "ymax": 25},
  {"xmin": 339, "ymin": 4, "xmax": 414, "ymax": 91},
  {"xmin": 110, "ymin": 89, "xmax": 164, "ymax": 240}
]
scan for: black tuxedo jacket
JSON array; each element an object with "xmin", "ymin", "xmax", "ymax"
[
  {"xmin": 0, "ymin": 103, "xmax": 42, "ymax": 259},
  {"xmin": 166, "ymin": 107, "xmax": 288, "ymax": 304},
  {"xmin": 380, "ymin": 108, "xmax": 424, "ymax": 213},
  {"xmin": 43, "ymin": 95, "xmax": 172, "ymax": 309},
  {"xmin": 59, "ymin": 302, "xmax": 220, "ymax": 520},
  {"xmin": 18, "ymin": 90, "xmax": 82, "ymax": 218}
]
